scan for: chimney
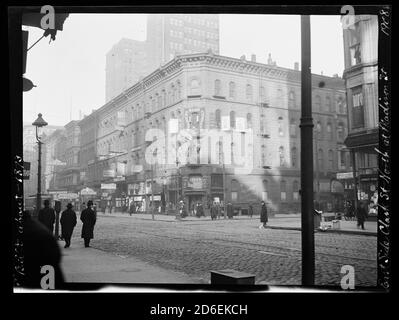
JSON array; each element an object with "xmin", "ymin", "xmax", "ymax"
[
  {"xmin": 333, "ymin": 73, "xmax": 339, "ymax": 78},
  {"xmin": 294, "ymin": 62, "xmax": 299, "ymax": 70},
  {"xmin": 240, "ymin": 55, "xmax": 246, "ymax": 61},
  {"xmin": 321, "ymin": 71, "xmax": 324, "ymax": 75},
  {"xmin": 251, "ymin": 54, "xmax": 256, "ymax": 62}
]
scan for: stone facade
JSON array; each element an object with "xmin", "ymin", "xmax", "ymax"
[{"xmin": 76, "ymin": 52, "xmax": 348, "ymax": 214}]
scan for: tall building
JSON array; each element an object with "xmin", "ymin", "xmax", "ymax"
[
  {"xmin": 82, "ymin": 52, "xmax": 347, "ymax": 214},
  {"xmin": 341, "ymin": 15, "xmax": 378, "ymax": 206},
  {"xmin": 105, "ymin": 38, "xmax": 148, "ymax": 102},
  {"xmin": 146, "ymin": 14, "xmax": 220, "ymax": 72},
  {"xmin": 105, "ymin": 14, "xmax": 220, "ymax": 103}
]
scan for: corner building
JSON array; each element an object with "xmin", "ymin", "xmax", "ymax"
[{"xmin": 82, "ymin": 52, "xmax": 348, "ymax": 214}]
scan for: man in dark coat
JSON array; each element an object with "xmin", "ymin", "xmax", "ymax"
[
  {"xmin": 210, "ymin": 203, "xmax": 218, "ymax": 220},
  {"xmin": 80, "ymin": 200, "xmax": 96, "ymax": 247},
  {"xmin": 227, "ymin": 202, "xmax": 234, "ymax": 219},
  {"xmin": 196, "ymin": 203, "xmax": 204, "ymax": 218},
  {"xmin": 38, "ymin": 199, "xmax": 55, "ymax": 234},
  {"xmin": 60, "ymin": 203, "xmax": 77, "ymax": 248},
  {"xmin": 356, "ymin": 202, "xmax": 368, "ymax": 230},
  {"xmin": 248, "ymin": 204, "xmax": 254, "ymax": 218},
  {"xmin": 21, "ymin": 210, "xmax": 65, "ymax": 289},
  {"xmin": 260, "ymin": 201, "xmax": 268, "ymax": 228}
]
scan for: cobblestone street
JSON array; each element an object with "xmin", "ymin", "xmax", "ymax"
[{"xmin": 67, "ymin": 214, "xmax": 377, "ymax": 287}]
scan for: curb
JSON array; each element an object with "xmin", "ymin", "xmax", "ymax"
[{"xmin": 265, "ymin": 225, "xmax": 377, "ymax": 236}]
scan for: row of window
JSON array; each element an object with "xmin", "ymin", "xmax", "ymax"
[{"xmin": 210, "ymin": 79, "xmax": 346, "ymax": 113}]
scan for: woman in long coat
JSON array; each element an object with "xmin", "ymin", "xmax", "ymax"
[
  {"xmin": 260, "ymin": 201, "xmax": 268, "ymax": 228},
  {"xmin": 227, "ymin": 202, "xmax": 234, "ymax": 219},
  {"xmin": 80, "ymin": 200, "xmax": 97, "ymax": 247},
  {"xmin": 60, "ymin": 203, "xmax": 77, "ymax": 248},
  {"xmin": 210, "ymin": 203, "xmax": 217, "ymax": 220}
]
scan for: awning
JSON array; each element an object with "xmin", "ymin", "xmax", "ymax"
[{"xmin": 344, "ymin": 130, "xmax": 378, "ymax": 149}]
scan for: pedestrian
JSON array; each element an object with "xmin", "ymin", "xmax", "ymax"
[
  {"xmin": 80, "ymin": 200, "xmax": 97, "ymax": 247},
  {"xmin": 260, "ymin": 201, "xmax": 268, "ymax": 228},
  {"xmin": 179, "ymin": 200, "xmax": 187, "ymax": 218},
  {"xmin": 21, "ymin": 210, "xmax": 65, "ymax": 289},
  {"xmin": 60, "ymin": 203, "xmax": 77, "ymax": 248},
  {"xmin": 38, "ymin": 199, "xmax": 56, "ymax": 234},
  {"xmin": 227, "ymin": 202, "xmax": 234, "ymax": 219},
  {"xmin": 129, "ymin": 200, "xmax": 136, "ymax": 216},
  {"xmin": 196, "ymin": 203, "xmax": 204, "ymax": 218},
  {"xmin": 356, "ymin": 202, "xmax": 368, "ymax": 230},
  {"xmin": 210, "ymin": 202, "xmax": 217, "ymax": 220},
  {"xmin": 248, "ymin": 204, "xmax": 254, "ymax": 218}
]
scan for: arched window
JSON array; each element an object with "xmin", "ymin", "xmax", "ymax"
[
  {"xmin": 215, "ymin": 109, "xmax": 221, "ymax": 129},
  {"xmin": 261, "ymin": 145, "xmax": 266, "ymax": 166},
  {"xmin": 326, "ymin": 96, "xmax": 332, "ymax": 112},
  {"xmin": 278, "ymin": 116, "xmax": 284, "ymax": 136},
  {"xmin": 281, "ymin": 180, "xmax": 287, "ymax": 201},
  {"xmin": 217, "ymin": 140, "xmax": 223, "ymax": 165},
  {"xmin": 230, "ymin": 110, "xmax": 236, "ymax": 129},
  {"xmin": 326, "ymin": 123, "xmax": 332, "ymax": 140},
  {"xmin": 290, "ymin": 119, "xmax": 297, "ymax": 137},
  {"xmin": 229, "ymin": 81, "xmax": 235, "ymax": 99},
  {"xmin": 288, "ymin": 91, "xmax": 296, "ymax": 108},
  {"xmin": 293, "ymin": 181, "xmax": 299, "ymax": 200},
  {"xmin": 337, "ymin": 122, "xmax": 345, "ymax": 141},
  {"xmin": 246, "ymin": 113, "xmax": 252, "ymax": 129},
  {"xmin": 214, "ymin": 79, "xmax": 221, "ymax": 96},
  {"xmin": 171, "ymin": 84, "xmax": 175, "ymax": 103},
  {"xmin": 260, "ymin": 86, "xmax": 266, "ymax": 102},
  {"xmin": 315, "ymin": 95, "xmax": 321, "ymax": 110},
  {"xmin": 279, "ymin": 146, "xmax": 285, "ymax": 167},
  {"xmin": 190, "ymin": 78, "xmax": 200, "ymax": 95},
  {"xmin": 338, "ymin": 96, "xmax": 345, "ymax": 114},
  {"xmin": 328, "ymin": 150, "xmax": 334, "ymax": 170},
  {"xmin": 318, "ymin": 148, "xmax": 324, "ymax": 171},
  {"xmin": 246, "ymin": 84, "xmax": 253, "ymax": 101},
  {"xmin": 316, "ymin": 121, "xmax": 322, "ymax": 139},
  {"xmin": 262, "ymin": 180, "xmax": 268, "ymax": 201},
  {"xmin": 231, "ymin": 179, "xmax": 239, "ymax": 201},
  {"xmin": 291, "ymin": 147, "xmax": 297, "ymax": 168}
]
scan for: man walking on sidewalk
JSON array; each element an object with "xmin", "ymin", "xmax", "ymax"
[
  {"xmin": 356, "ymin": 202, "xmax": 368, "ymax": 230},
  {"xmin": 260, "ymin": 201, "xmax": 268, "ymax": 228},
  {"xmin": 38, "ymin": 199, "xmax": 55, "ymax": 235},
  {"xmin": 60, "ymin": 203, "xmax": 77, "ymax": 248},
  {"xmin": 80, "ymin": 200, "xmax": 96, "ymax": 247}
]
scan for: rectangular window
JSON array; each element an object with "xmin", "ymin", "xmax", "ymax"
[
  {"xmin": 281, "ymin": 192, "xmax": 286, "ymax": 201},
  {"xmin": 262, "ymin": 191, "xmax": 268, "ymax": 201},
  {"xmin": 231, "ymin": 191, "xmax": 238, "ymax": 201},
  {"xmin": 293, "ymin": 192, "xmax": 299, "ymax": 201},
  {"xmin": 351, "ymin": 86, "xmax": 365, "ymax": 128}
]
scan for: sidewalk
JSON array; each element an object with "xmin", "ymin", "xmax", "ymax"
[
  {"xmin": 97, "ymin": 211, "xmax": 376, "ymax": 236},
  {"xmin": 60, "ymin": 244, "xmax": 199, "ymax": 284}
]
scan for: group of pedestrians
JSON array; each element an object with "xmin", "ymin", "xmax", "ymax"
[{"xmin": 38, "ymin": 199, "xmax": 97, "ymax": 248}]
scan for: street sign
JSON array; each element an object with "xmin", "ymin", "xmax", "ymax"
[
  {"xmin": 103, "ymin": 169, "xmax": 115, "ymax": 178},
  {"xmin": 80, "ymin": 187, "xmax": 97, "ymax": 195},
  {"xmin": 336, "ymin": 172, "xmax": 354, "ymax": 179},
  {"xmin": 101, "ymin": 183, "xmax": 116, "ymax": 190},
  {"xmin": 57, "ymin": 193, "xmax": 79, "ymax": 200},
  {"xmin": 23, "ymin": 162, "xmax": 31, "ymax": 180}
]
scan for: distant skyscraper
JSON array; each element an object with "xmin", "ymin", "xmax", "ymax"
[
  {"xmin": 146, "ymin": 14, "xmax": 220, "ymax": 72},
  {"xmin": 105, "ymin": 38, "xmax": 148, "ymax": 102},
  {"xmin": 105, "ymin": 14, "xmax": 220, "ymax": 103}
]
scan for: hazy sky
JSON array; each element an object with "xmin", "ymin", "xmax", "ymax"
[{"xmin": 23, "ymin": 14, "xmax": 344, "ymax": 127}]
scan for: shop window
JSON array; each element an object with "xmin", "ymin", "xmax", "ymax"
[{"xmin": 281, "ymin": 180, "xmax": 287, "ymax": 201}]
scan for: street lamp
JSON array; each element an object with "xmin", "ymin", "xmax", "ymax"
[{"xmin": 32, "ymin": 113, "xmax": 48, "ymax": 217}]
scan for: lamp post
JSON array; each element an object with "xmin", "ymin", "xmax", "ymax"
[
  {"xmin": 32, "ymin": 113, "xmax": 48, "ymax": 218},
  {"xmin": 300, "ymin": 15, "xmax": 315, "ymax": 286}
]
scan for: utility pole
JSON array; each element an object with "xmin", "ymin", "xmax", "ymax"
[{"xmin": 300, "ymin": 15, "xmax": 315, "ymax": 286}]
